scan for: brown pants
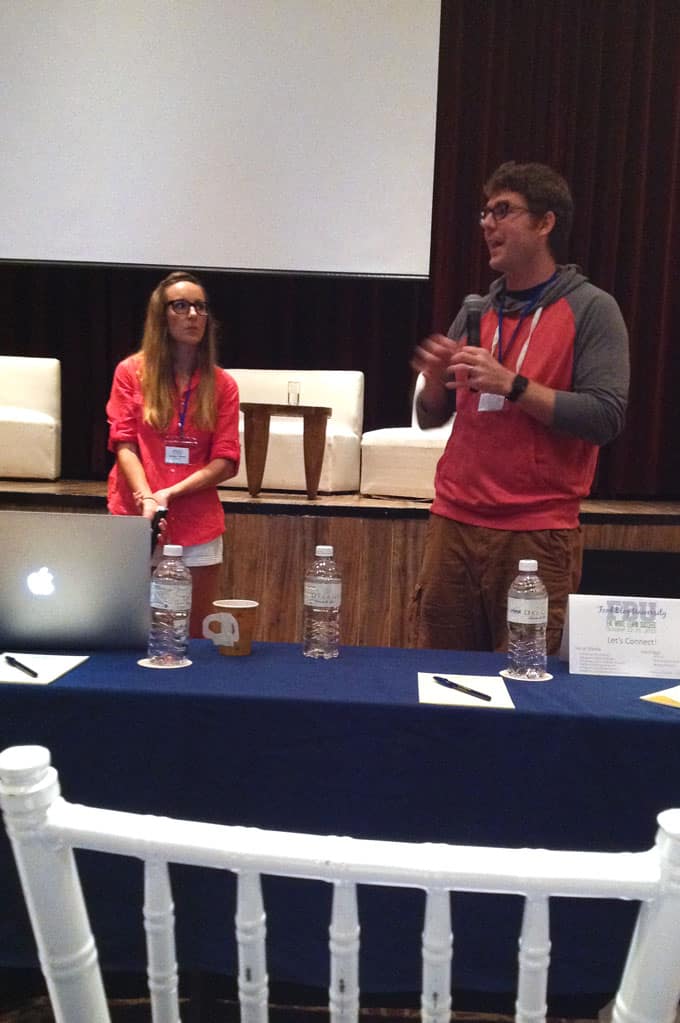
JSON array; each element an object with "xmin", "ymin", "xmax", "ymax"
[{"xmin": 411, "ymin": 514, "xmax": 584, "ymax": 654}]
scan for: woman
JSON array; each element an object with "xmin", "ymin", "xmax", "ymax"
[{"xmin": 106, "ymin": 270, "xmax": 240, "ymax": 637}]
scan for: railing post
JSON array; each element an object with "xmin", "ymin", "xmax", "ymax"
[
  {"xmin": 0, "ymin": 745, "xmax": 110, "ymax": 1023},
  {"xmin": 612, "ymin": 809, "xmax": 680, "ymax": 1023},
  {"xmin": 144, "ymin": 859, "xmax": 181, "ymax": 1023},
  {"xmin": 329, "ymin": 881, "xmax": 360, "ymax": 1023},
  {"xmin": 421, "ymin": 888, "xmax": 452, "ymax": 1023},
  {"xmin": 236, "ymin": 871, "xmax": 269, "ymax": 1023},
  {"xmin": 516, "ymin": 895, "xmax": 550, "ymax": 1023}
]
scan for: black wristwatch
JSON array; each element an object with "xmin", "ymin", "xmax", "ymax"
[{"xmin": 506, "ymin": 373, "xmax": 529, "ymax": 402}]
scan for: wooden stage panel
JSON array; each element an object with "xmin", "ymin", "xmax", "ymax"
[
  {"xmin": 353, "ymin": 516, "xmax": 391, "ymax": 647},
  {"xmin": 390, "ymin": 518, "xmax": 426, "ymax": 647},
  {"xmin": 2, "ymin": 482, "xmax": 680, "ymax": 647},
  {"xmin": 223, "ymin": 512, "xmax": 419, "ymax": 647},
  {"xmin": 582, "ymin": 522, "xmax": 680, "ymax": 552}
]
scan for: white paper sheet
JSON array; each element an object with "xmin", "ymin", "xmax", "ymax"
[
  {"xmin": 0, "ymin": 652, "xmax": 89, "ymax": 685},
  {"xmin": 418, "ymin": 672, "xmax": 515, "ymax": 709}
]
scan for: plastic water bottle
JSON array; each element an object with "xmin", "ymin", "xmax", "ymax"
[
  {"xmin": 303, "ymin": 544, "xmax": 341, "ymax": 659},
  {"xmin": 506, "ymin": 558, "xmax": 548, "ymax": 680},
  {"xmin": 148, "ymin": 544, "xmax": 192, "ymax": 666}
]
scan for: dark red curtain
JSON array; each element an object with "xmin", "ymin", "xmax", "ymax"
[{"xmin": 1, "ymin": 0, "xmax": 679, "ymax": 496}]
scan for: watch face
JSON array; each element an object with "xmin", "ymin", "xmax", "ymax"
[{"xmin": 509, "ymin": 374, "xmax": 528, "ymax": 401}]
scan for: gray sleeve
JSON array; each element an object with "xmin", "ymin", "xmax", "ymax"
[{"xmin": 553, "ymin": 288, "xmax": 629, "ymax": 445}]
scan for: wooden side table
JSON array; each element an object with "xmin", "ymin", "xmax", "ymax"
[{"xmin": 239, "ymin": 403, "xmax": 332, "ymax": 499}]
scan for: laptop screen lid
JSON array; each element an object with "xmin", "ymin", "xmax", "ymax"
[{"xmin": 0, "ymin": 511, "xmax": 150, "ymax": 651}]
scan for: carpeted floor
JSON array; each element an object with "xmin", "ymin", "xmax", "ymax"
[
  {"xmin": 0, "ymin": 970, "xmax": 602, "ymax": 1022},
  {"xmin": 0, "ymin": 1003, "xmax": 599, "ymax": 1023},
  {"xmin": 0, "ymin": 994, "xmax": 601, "ymax": 1023}
]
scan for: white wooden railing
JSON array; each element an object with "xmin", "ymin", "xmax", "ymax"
[{"xmin": 2, "ymin": 745, "xmax": 680, "ymax": 1023}]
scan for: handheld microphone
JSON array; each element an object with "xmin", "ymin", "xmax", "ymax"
[
  {"xmin": 151, "ymin": 507, "xmax": 168, "ymax": 553},
  {"xmin": 463, "ymin": 293, "xmax": 485, "ymax": 347}
]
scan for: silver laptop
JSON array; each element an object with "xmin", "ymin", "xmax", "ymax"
[{"xmin": 0, "ymin": 510, "xmax": 150, "ymax": 651}]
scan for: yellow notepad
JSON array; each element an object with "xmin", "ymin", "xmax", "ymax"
[{"xmin": 640, "ymin": 684, "xmax": 680, "ymax": 709}]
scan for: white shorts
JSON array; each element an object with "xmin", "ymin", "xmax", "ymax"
[
  {"xmin": 153, "ymin": 535, "xmax": 223, "ymax": 568},
  {"xmin": 181, "ymin": 535, "xmax": 224, "ymax": 567}
]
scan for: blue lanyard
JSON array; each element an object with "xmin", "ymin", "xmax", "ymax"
[
  {"xmin": 177, "ymin": 384, "xmax": 192, "ymax": 436},
  {"xmin": 497, "ymin": 308, "xmax": 528, "ymax": 365},
  {"xmin": 497, "ymin": 272, "xmax": 557, "ymax": 365}
]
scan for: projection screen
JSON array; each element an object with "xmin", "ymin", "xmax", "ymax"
[{"xmin": 1, "ymin": 1, "xmax": 441, "ymax": 277}]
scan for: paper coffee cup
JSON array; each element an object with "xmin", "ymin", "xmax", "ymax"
[{"xmin": 202, "ymin": 599, "xmax": 259, "ymax": 656}]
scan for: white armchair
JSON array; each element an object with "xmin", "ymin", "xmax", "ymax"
[
  {"xmin": 225, "ymin": 368, "xmax": 364, "ymax": 493},
  {"xmin": 360, "ymin": 373, "xmax": 454, "ymax": 500},
  {"xmin": 0, "ymin": 356, "xmax": 61, "ymax": 480}
]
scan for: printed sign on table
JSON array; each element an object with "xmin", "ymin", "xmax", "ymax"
[{"xmin": 568, "ymin": 594, "xmax": 680, "ymax": 679}]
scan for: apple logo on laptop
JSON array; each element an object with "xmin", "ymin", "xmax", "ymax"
[{"xmin": 27, "ymin": 566, "xmax": 55, "ymax": 597}]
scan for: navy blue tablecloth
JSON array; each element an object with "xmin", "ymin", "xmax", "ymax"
[{"xmin": 2, "ymin": 641, "xmax": 679, "ymax": 996}]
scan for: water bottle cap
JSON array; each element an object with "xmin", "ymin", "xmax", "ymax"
[
  {"xmin": 519, "ymin": 559, "xmax": 538, "ymax": 572},
  {"xmin": 315, "ymin": 545, "xmax": 333, "ymax": 557},
  {"xmin": 162, "ymin": 544, "xmax": 183, "ymax": 557}
]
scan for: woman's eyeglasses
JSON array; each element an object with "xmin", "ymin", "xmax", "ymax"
[{"xmin": 166, "ymin": 299, "xmax": 209, "ymax": 316}]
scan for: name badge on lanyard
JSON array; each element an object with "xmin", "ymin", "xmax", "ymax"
[
  {"xmin": 475, "ymin": 273, "xmax": 554, "ymax": 415},
  {"xmin": 486, "ymin": 306, "xmax": 544, "ymax": 414},
  {"xmin": 478, "ymin": 392, "xmax": 505, "ymax": 412},
  {"xmin": 164, "ymin": 438, "xmax": 196, "ymax": 465},
  {"xmin": 165, "ymin": 382, "xmax": 196, "ymax": 464}
]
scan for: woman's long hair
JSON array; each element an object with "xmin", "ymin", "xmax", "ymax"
[{"xmin": 138, "ymin": 271, "xmax": 218, "ymax": 432}]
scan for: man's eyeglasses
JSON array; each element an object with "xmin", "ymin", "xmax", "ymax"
[
  {"xmin": 166, "ymin": 299, "xmax": 209, "ymax": 316},
  {"xmin": 479, "ymin": 201, "xmax": 530, "ymax": 224}
]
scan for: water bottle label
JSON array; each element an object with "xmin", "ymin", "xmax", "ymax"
[
  {"xmin": 304, "ymin": 580, "xmax": 341, "ymax": 609},
  {"xmin": 150, "ymin": 580, "xmax": 192, "ymax": 612},
  {"xmin": 507, "ymin": 596, "xmax": 548, "ymax": 625}
]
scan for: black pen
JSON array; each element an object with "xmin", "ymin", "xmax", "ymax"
[
  {"xmin": 5, "ymin": 655, "xmax": 39, "ymax": 679},
  {"xmin": 433, "ymin": 675, "xmax": 492, "ymax": 702}
]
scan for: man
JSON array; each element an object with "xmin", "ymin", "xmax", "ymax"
[{"xmin": 411, "ymin": 161, "xmax": 629, "ymax": 653}]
